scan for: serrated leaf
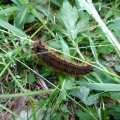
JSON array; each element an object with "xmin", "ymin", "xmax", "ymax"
[
  {"xmin": 76, "ymin": 15, "xmax": 90, "ymax": 33},
  {"xmin": 79, "ymin": 87, "xmax": 90, "ymax": 101},
  {"xmin": 57, "ymin": 0, "xmax": 78, "ymax": 40},
  {"xmin": 71, "ymin": 87, "xmax": 98, "ymax": 105},
  {"xmin": 59, "ymin": 0, "xmax": 78, "ymax": 30},
  {"xmin": 71, "ymin": 87, "xmax": 89, "ymax": 102},
  {"xmin": 86, "ymin": 94, "xmax": 99, "ymax": 105}
]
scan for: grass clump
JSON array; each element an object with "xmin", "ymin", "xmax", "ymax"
[{"xmin": 0, "ymin": 0, "xmax": 120, "ymax": 120}]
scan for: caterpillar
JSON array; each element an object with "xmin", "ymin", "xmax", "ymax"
[{"xmin": 32, "ymin": 40, "xmax": 93, "ymax": 76}]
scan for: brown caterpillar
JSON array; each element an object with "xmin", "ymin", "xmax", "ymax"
[{"xmin": 32, "ymin": 41, "xmax": 93, "ymax": 76}]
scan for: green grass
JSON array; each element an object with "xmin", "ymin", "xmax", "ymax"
[{"xmin": 0, "ymin": 0, "xmax": 120, "ymax": 120}]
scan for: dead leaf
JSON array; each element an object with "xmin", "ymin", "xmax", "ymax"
[{"xmin": 9, "ymin": 96, "xmax": 29, "ymax": 114}]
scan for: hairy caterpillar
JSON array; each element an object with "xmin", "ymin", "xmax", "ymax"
[{"xmin": 32, "ymin": 41, "xmax": 93, "ymax": 76}]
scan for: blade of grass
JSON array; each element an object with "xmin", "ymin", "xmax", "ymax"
[
  {"xmin": 78, "ymin": 82, "xmax": 120, "ymax": 91},
  {"xmin": 76, "ymin": 0, "xmax": 120, "ymax": 54},
  {"xmin": 0, "ymin": 6, "xmax": 20, "ymax": 15},
  {"xmin": 0, "ymin": 89, "xmax": 53, "ymax": 99},
  {"xmin": 89, "ymin": 37, "xmax": 98, "ymax": 62},
  {"xmin": 0, "ymin": 19, "xmax": 27, "ymax": 38},
  {"xmin": 11, "ymin": 57, "xmax": 97, "ymax": 120},
  {"xmin": 7, "ymin": 68, "xmax": 26, "ymax": 92},
  {"xmin": 29, "ymin": 5, "xmax": 55, "ymax": 38}
]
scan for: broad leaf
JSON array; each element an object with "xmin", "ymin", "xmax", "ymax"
[
  {"xmin": 76, "ymin": 111, "xmax": 93, "ymax": 120},
  {"xmin": 57, "ymin": 0, "xmax": 78, "ymax": 40}
]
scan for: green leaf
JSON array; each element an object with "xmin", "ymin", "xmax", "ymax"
[
  {"xmin": 114, "ymin": 64, "xmax": 120, "ymax": 72},
  {"xmin": 11, "ymin": 0, "xmax": 19, "ymax": 5},
  {"xmin": 86, "ymin": 94, "xmax": 99, "ymax": 105},
  {"xmin": 58, "ymin": 0, "xmax": 78, "ymax": 30},
  {"xmin": 51, "ymin": 0, "xmax": 62, "ymax": 7},
  {"xmin": 6, "ymin": 82, "xmax": 14, "ymax": 91},
  {"xmin": 51, "ymin": 77, "xmax": 75, "ymax": 113},
  {"xmin": 14, "ymin": 10, "xmax": 35, "ymax": 29},
  {"xmin": 98, "ymin": 41, "xmax": 114, "ymax": 54},
  {"xmin": 57, "ymin": 0, "xmax": 78, "ymax": 40},
  {"xmin": 59, "ymin": 76, "xmax": 75, "ymax": 90},
  {"xmin": 0, "ymin": 6, "xmax": 20, "ymax": 15},
  {"xmin": 51, "ymin": 113, "xmax": 62, "ymax": 120},
  {"xmin": 99, "ymin": 45, "xmax": 114, "ymax": 54},
  {"xmin": 71, "ymin": 87, "xmax": 99, "ymax": 105},
  {"xmin": 75, "ymin": 14, "xmax": 90, "ymax": 34},
  {"xmin": 29, "ymin": 5, "xmax": 54, "ymax": 37},
  {"xmin": 28, "ymin": 74, "xmax": 36, "ymax": 84},
  {"xmin": 0, "ymin": 19, "xmax": 27, "ymax": 38},
  {"xmin": 89, "ymin": 37, "xmax": 98, "ymax": 61},
  {"xmin": 4, "ymin": 47, "xmax": 23, "ymax": 58},
  {"xmin": 109, "ymin": 92, "xmax": 120, "ymax": 100},
  {"xmin": 78, "ymin": 82, "xmax": 120, "ymax": 91},
  {"xmin": 71, "ymin": 87, "xmax": 89, "ymax": 100},
  {"xmin": 19, "ymin": 8, "xmax": 28, "ymax": 24},
  {"xmin": 19, "ymin": 0, "xmax": 29, "ymax": 4},
  {"xmin": 109, "ymin": 105, "xmax": 120, "ymax": 113},
  {"xmin": 35, "ymin": 5, "xmax": 48, "ymax": 17},
  {"xmin": 60, "ymin": 37, "xmax": 70, "ymax": 60},
  {"xmin": 108, "ymin": 105, "xmax": 120, "ymax": 120},
  {"xmin": 76, "ymin": 111, "xmax": 93, "ymax": 120},
  {"xmin": 48, "ymin": 40, "xmax": 61, "ymax": 49},
  {"xmin": 80, "ymin": 87, "xmax": 90, "ymax": 100},
  {"xmin": 108, "ymin": 19, "xmax": 120, "ymax": 42}
]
